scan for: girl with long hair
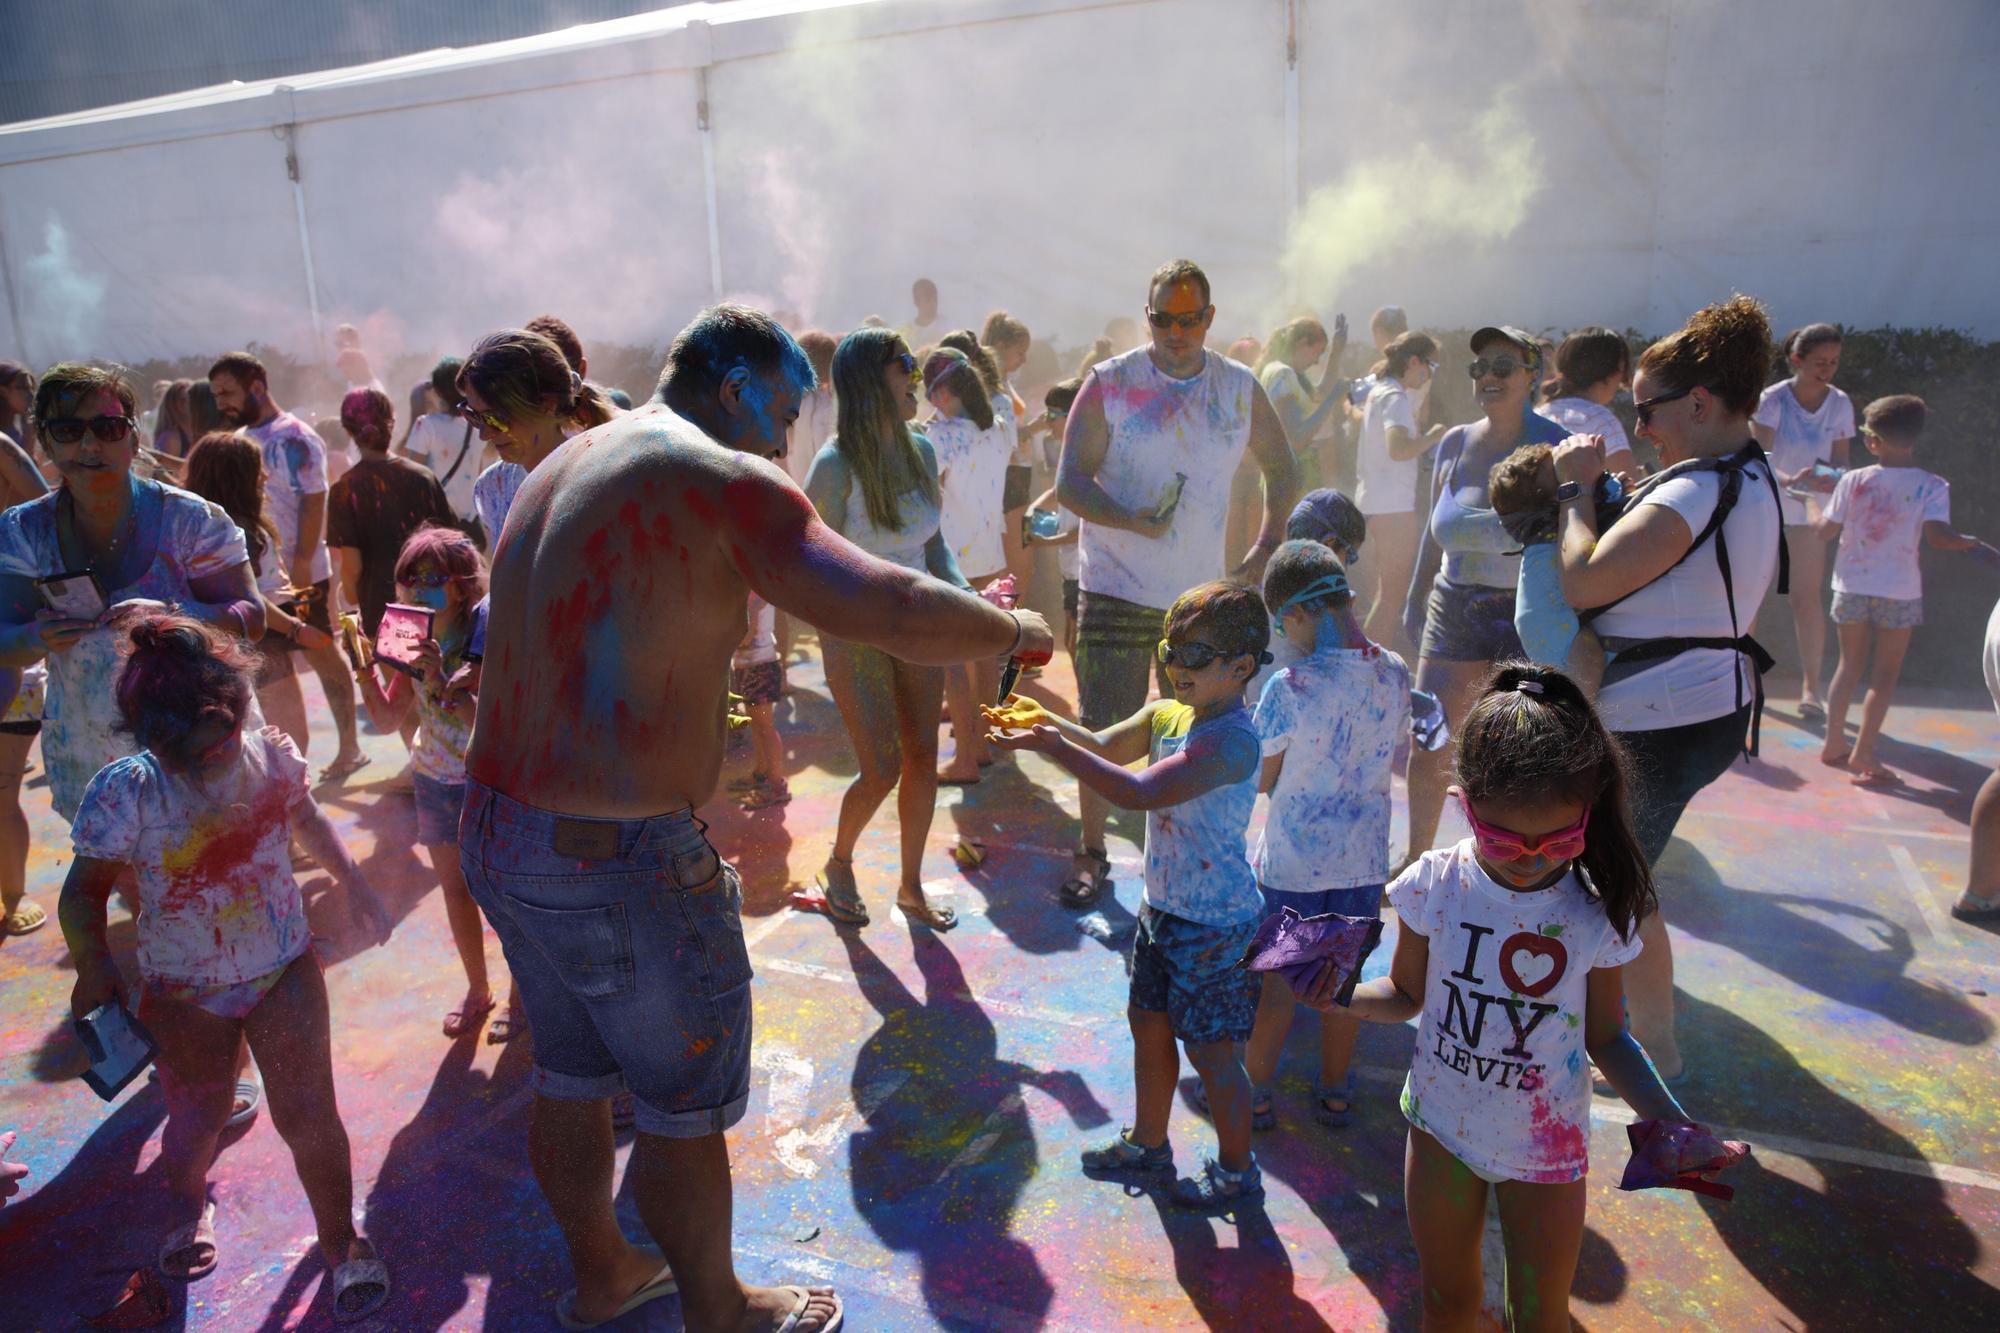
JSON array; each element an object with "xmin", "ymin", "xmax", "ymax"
[{"xmin": 801, "ymin": 329, "xmax": 968, "ymax": 929}]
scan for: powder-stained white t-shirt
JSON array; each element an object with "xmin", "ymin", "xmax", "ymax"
[
  {"xmin": 71, "ymin": 727, "xmax": 313, "ymax": 987},
  {"xmin": 1754, "ymin": 380, "xmax": 1854, "ymax": 525},
  {"xmin": 930, "ymin": 413, "xmax": 1011, "ymax": 580},
  {"xmin": 1079, "ymin": 348, "xmax": 1258, "ymax": 610},
  {"xmin": 402, "ymin": 412, "xmax": 480, "ymax": 522},
  {"xmin": 474, "ymin": 461, "xmax": 527, "ymax": 548},
  {"xmin": 1392, "ymin": 842, "xmax": 1641, "ymax": 1183},
  {"xmin": 734, "ymin": 591, "xmax": 779, "ymax": 669},
  {"xmin": 244, "ymin": 412, "xmax": 331, "ymax": 584},
  {"xmin": 1825, "ymin": 465, "xmax": 1949, "ymax": 601},
  {"xmin": 1537, "ymin": 396, "xmax": 1631, "ymax": 461},
  {"xmin": 1254, "ymin": 645, "xmax": 1410, "ymax": 891},
  {"xmin": 1356, "ymin": 382, "xmax": 1421, "ymax": 515}
]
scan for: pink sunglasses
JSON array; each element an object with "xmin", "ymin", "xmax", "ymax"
[{"xmin": 1459, "ymin": 795, "xmax": 1590, "ymax": 863}]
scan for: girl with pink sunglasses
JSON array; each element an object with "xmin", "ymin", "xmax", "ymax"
[{"xmin": 1308, "ymin": 663, "xmax": 1731, "ymax": 1331}]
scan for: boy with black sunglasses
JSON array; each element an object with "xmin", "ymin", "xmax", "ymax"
[{"xmin": 987, "ymin": 580, "xmax": 1273, "ymax": 1209}]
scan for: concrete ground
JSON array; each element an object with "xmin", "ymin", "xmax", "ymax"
[{"xmin": 3, "ymin": 640, "xmax": 1998, "ymax": 1331}]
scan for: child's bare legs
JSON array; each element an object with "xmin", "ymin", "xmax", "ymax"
[
  {"xmin": 747, "ymin": 702, "xmax": 782, "ymax": 780},
  {"xmin": 1822, "ymin": 620, "xmax": 1870, "ymax": 762},
  {"xmin": 1185, "ymin": 1039, "xmax": 1253, "ymax": 1171},
  {"xmin": 1317, "ymin": 1011, "xmax": 1362, "ymax": 1104},
  {"xmin": 257, "ymin": 663, "xmax": 311, "ymax": 755},
  {"xmin": 1788, "ymin": 528, "xmax": 1830, "ymax": 709},
  {"xmin": 1960, "ymin": 765, "xmax": 2000, "ymax": 911},
  {"xmin": 1847, "ymin": 625, "xmax": 1913, "ymax": 779},
  {"xmin": 1565, "ymin": 628, "xmax": 1606, "ymax": 699},
  {"xmin": 431, "ymin": 839, "xmax": 500, "ymax": 1017},
  {"xmin": 141, "ymin": 992, "xmax": 242, "ymax": 1238},
  {"xmin": 1405, "ymin": 1127, "xmax": 1491, "ymax": 1332},
  {"xmin": 243, "ymin": 952, "xmax": 362, "ymax": 1265},
  {"xmin": 1128, "ymin": 1006, "xmax": 1179, "ymax": 1149},
  {"xmin": 1494, "ymin": 1174, "xmax": 1588, "ymax": 1333},
  {"xmin": 938, "ymin": 663, "xmax": 989, "ymax": 782},
  {"xmin": 1244, "ymin": 973, "xmax": 1295, "ymax": 1089}
]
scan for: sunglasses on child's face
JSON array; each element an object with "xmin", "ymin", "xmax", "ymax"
[
  {"xmin": 1460, "ymin": 795, "xmax": 1591, "ymax": 863},
  {"xmin": 401, "ymin": 572, "xmax": 452, "ymax": 590},
  {"xmin": 40, "ymin": 415, "xmax": 136, "ymax": 445},
  {"xmin": 1467, "ymin": 356, "xmax": 1527, "ymax": 381},
  {"xmin": 456, "ymin": 399, "xmax": 511, "ymax": 435},
  {"xmin": 1157, "ymin": 639, "xmax": 1230, "ymax": 671},
  {"xmin": 1633, "ymin": 384, "xmax": 1693, "ymax": 428},
  {"xmin": 1146, "ymin": 307, "xmax": 1209, "ymax": 331}
]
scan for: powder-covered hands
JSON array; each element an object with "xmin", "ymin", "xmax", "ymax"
[
  {"xmin": 986, "ymin": 723, "xmax": 1065, "ymax": 755},
  {"xmin": 981, "ymin": 694, "xmax": 1052, "ymax": 733}
]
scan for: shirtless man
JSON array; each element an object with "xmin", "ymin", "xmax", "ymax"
[{"xmin": 462, "ymin": 305, "xmax": 1052, "ymax": 1333}]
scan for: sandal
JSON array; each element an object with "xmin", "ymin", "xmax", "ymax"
[
  {"xmin": 1315, "ymin": 1076, "xmax": 1355, "ymax": 1128},
  {"xmin": 158, "ymin": 1200, "xmax": 218, "ymax": 1280},
  {"xmin": 1189, "ymin": 1079, "xmax": 1276, "ymax": 1131},
  {"xmin": 1850, "ymin": 766, "xmax": 1901, "ymax": 789},
  {"xmin": 1951, "ymin": 893, "xmax": 2000, "ymax": 922},
  {"xmin": 330, "ymin": 1239, "xmax": 390, "ymax": 1324},
  {"xmin": 1058, "ymin": 848, "xmax": 1112, "ymax": 910},
  {"xmin": 227, "ymin": 1076, "xmax": 262, "ymax": 1129},
  {"xmin": 739, "ymin": 778, "xmax": 792, "ymax": 810},
  {"xmin": 555, "ymin": 1257, "xmax": 679, "ymax": 1330},
  {"xmin": 487, "ymin": 1006, "xmax": 528, "ymax": 1045},
  {"xmin": 317, "ymin": 753, "xmax": 373, "ymax": 786},
  {"xmin": 1797, "ymin": 699, "xmax": 1827, "ymax": 723},
  {"xmin": 2, "ymin": 900, "xmax": 47, "ymax": 935},
  {"xmin": 809, "ymin": 859, "xmax": 870, "ymax": 926},
  {"xmin": 773, "ymin": 1285, "xmax": 845, "ymax": 1333},
  {"xmin": 895, "ymin": 893, "xmax": 958, "ymax": 931},
  {"xmin": 442, "ymin": 995, "xmax": 496, "ymax": 1039},
  {"xmin": 1819, "ymin": 748, "xmax": 1851, "ymax": 768}
]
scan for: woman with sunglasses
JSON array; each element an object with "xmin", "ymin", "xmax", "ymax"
[
  {"xmin": 463, "ymin": 329, "xmax": 618, "ymax": 549},
  {"xmin": 1402, "ymin": 328, "xmax": 1568, "ymax": 865},
  {"xmin": 1541, "ymin": 295, "xmax": 1784, "ymax": 1081},
  {"xmin": 0, "ymin": 363, "xmax": 265, "ymax": 825},
  {"xmin": 801, "ymin": 328, "xmax": 969, "ymax": 929}
]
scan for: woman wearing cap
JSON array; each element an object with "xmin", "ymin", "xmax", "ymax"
[{"xmin": 1401, "ymin": 326, "xmax": 1568, "ymax": 861}]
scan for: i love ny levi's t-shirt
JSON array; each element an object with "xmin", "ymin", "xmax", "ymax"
[{"xmin": 1390, "ymin": 841, "xmax": 1642, "ymax": 1183}]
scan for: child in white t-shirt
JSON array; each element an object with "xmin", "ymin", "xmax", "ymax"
[
  {"xmin": 1243, "ymin": 540, "xmax": 1410, "ymax": 1129},
  {"xmin": 1815, "ymin": 395, "xmax": 1984, "ymax": 785},
  {"xmin": 1024, "ymin": 379, "xmax": 1086, "ymax": 656},
  {"xmin": 926, "ymin": 348, "xmax": 1010, "ymax": 783},
  {"xmin": 1322, "ymin": 665, "xmax": 1726, "ymax": 1331},
  {"xmin": 58, "ymin": 612, "xmax": 392, "ymax": 1317}
]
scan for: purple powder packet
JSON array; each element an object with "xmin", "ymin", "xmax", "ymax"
[
  {"xmin": 1616, "ymin": 1119, "xmax": 1749, "ymax": 1201},
  {"xmin": 1238, "ymin": 907, "xmax": 1384, "ymax": 1005}
]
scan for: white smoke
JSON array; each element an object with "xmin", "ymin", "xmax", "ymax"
[{"xmin": 21, "ymin": 217, "xmax": 107, "ymax": 356}]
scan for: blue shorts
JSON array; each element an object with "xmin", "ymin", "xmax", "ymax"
[
  {"xmin": 412, "ymin": 773, "xmax": 465, "ymax": 846},
  {"xmin": 458, "ymin": 779, "xmax": 753, "ymax": 1138},
  {"xmin": 1259, "ymin": 882, "xmax": 1385, "ymax": 925},
  {"xmin": 1129, "ymin": 905, "xmax": 1260, "ymax": 1045}
]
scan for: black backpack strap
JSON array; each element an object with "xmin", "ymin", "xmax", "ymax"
[{"xmin": 439, "ymin": 421, "xmax": 474, "ymax": 487}]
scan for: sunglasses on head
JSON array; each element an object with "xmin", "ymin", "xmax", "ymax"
[
  {"xmin": 1633, "ymin": 384, "xmax": 1693, "ymax": 427},
  {"xmin": 1467, "ymin": 356, "xmax": 1529, "ymax": 381},
  {"xmin": 40, "ymin": 415, "xmax": 135, "ymax": 445},
  {"xmin": 1459, "ymin": 794, "xmax": 1591, "ymax": 863},
  {"xmin": 885, "ymin": 351, "xmax": 918, "ymax": 376},
  {"xmin": 456, "ymin": 399, "xmax": 510, "ymax": 435},
  {"xmin": 1146, "ymin": 307, "xmax": 1209, "ymax": 331}
]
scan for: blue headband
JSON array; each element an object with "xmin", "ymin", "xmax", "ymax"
[{"xmin": 1273, "ymin": 573, "xmax": 1350, "ymax": 620}]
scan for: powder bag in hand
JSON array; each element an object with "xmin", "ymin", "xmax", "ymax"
[
  {"xmin": 1238, "ymin": 907, "xmax": 1384, "ymax": 1005},
  {"xmin": 1617, "ymin": 1118, "xmax": 1750, "ymax": 1201}
]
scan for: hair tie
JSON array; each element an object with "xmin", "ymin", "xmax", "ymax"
[{"xmin": 1516, "ymin": 679, "xmax": 1545, "ymax": 696}]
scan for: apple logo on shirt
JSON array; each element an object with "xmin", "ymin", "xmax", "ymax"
[{"xmin": 1499, "ymin": 931, "xmax": 1568, "ymax": 998}]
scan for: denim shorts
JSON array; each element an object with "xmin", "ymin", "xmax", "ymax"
[
  {"xmin": 458, "ymin": 779, "xmax": 753, "ymax": 1137},
  {"xmin": 1831, "ymin": 591, "xmax": 1923, "ymax": 630},
  {"xmin": 1129, "ymin": 905, "xmax": 1260, "ymax": 1045},
  {"xmin": 1260, "ymin": 882, "xmax": 1385, "ymax": 925},
  {"xmin": 1617, "ymin": 703, "xmax": 1753, "ymax": 866},
  {"xmin": 1075, "ymin": 590, "xmax": 1169, "ymax": 729},
  {"xmin": 1419, "ymin": 579, "xmax": 1525, "ymax": 664},
  {"xmin": 412, "ymin": 773, "xmax": 466, "ymax": 846}
]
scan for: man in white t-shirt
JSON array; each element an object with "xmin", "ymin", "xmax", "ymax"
[
  {"xmin": 401, "ymin": 357, "xmax": 481, "ymax": 524},
  {"xmin": 1051, "ymin": 258, "xmax": 1297, "ymax": 907},
  {"xmin": 209, "ymin": 351, "xmax": 366, "ymax": 781},
  {"xmin": 895, "ymin": 277, "xmax": 952, "ymax": 353}
]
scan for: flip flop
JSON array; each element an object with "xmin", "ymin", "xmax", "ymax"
[
  {"xmin": 555, "ymin": 1261, "xmax": 679, "ymax": 1331},
  {"xmin": 1796, "ymin": 699, "xmax": 1827, "ymax": 722},
  {"xmin": 797, "ymin": 861, "xmax": 869, "ymax": 926},
  {"xmin": 1058, "ymin": 849, "xmax": 1111, "ymax": 910},
  {"xmin": 442, "ymin": 996, "xmax": 496, "ymax": 1039},
  {"xmin": 1951, "ymin": 894, "xmax": 2000, "ymax": 922},
  {"xmin": 227, "ymin": 1076, "xmax": 262, "ymax": 1129},
  {"xmin": 774, "ymin": 1285, "xmax": 844, "ymax": 1333},
  {"xmin": 487, "ymin": 1007, "xmax": 528, "ymax": 1045},
  {"xmin": 330, "ymin": 1241, "xmax": 390, "ymax": 1324},
  {"xmin": 1819, "ymin": 749, "xmax": 1851, "ymax": 768},
  {"xmin": 936, "ymin": 771, "xmax": 982, "ymax": 787},
  {"xmin": 895, "ymin": 895, "xmax": 959, "ymax": 931},
  {"xmin": 1850, "ymin": 767, "xmax": 1901, "ymax": 789},
  {"xmin": 158, "ymin": 1200, "xmax": 218, "ymax": 1280},
  {"xmin": 317, "ymin": 753, "xmax": 373, "ymax": 786},
  {"xmin": 2, "ymin": 900, "xmax": 47, "ymax": 935}
]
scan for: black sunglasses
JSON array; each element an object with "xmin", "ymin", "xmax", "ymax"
[
  {"xmin": 1146, "ymin": 307, "xmax": 1209, "ymax": 331},
  {"xmin": 885, "ymin": 351, "xmax": 918, "ymax": 376},
  {"xmin": 456, "ymin": 399, "xmax": 511, "ymax": 435},
  {"xmin": 1157, "ymin": 638, "xmax": 1232, "ymax": 670},
  {"xmin": 1467, "ymin": 356, "xmax": 1528, "ymax": 380},
  {"xmin": 1634, "ymin": 384, "xmax": 1694, "ymax": 427},
  {"xmin": 40, "ymin": 415, "xmax": 136, "ymax": 445}
]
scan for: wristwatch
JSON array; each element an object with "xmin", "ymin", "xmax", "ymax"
[{"xmin": 1555, "ymin": 480, "xmax": 1584, "ymax": 504}]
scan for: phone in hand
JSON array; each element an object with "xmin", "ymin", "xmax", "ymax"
[
  {"xmin": 1152, "ymin": 471, "xmax": 1189, "ymax": 525},
  {"xmin": 75, "ymin": 1001, "xmax": 157, "ymax": 1101},
  {"xmin": 36, "ymin": 570, "xmax": 107, "ymax": 620},
  {"xmin": 373, "ymin": 604, "xmax": 435, "ymax": 677}
]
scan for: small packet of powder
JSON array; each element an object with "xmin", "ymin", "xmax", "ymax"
[
  {"xmin": 1237, "ymin": 907, "xmax": 1384, "ymax": 1005},
  {"xmin": 1617, "ymin": 1119, "xmax": 1750, "ymax": 1201}
]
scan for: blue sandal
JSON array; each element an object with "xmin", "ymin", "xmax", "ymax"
[{"xmin": 1315, "ymin": 1076, "xmax": 1354, "ymax": 1128}]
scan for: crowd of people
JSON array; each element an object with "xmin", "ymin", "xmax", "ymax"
[{"xmin": 0, "ymin": 259, "xmax": 1994, "ymax": 1332}]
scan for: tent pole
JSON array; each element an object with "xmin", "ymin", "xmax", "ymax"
[
  {"xmin": 279, "ymin": 115, "xmax": 326, "ymax": 357},
  {"xmin": 1282, "ymin": 0, "xmax": 1301, "ymax": 308},
  {"xmin": 698, "ymin": 63, "xmax": 724, "ymax": 300},
  {"xmin": 0, "ymin": 220, "xmax": 26, "ymax": 365}
]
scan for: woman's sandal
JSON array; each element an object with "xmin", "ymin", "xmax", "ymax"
[
  {"xmin": 1951, "ymin": 893, "xmax": 2000, "ymax": 922},
  {"xmin": 896, "ymin": 893, "xmax": 958, "ymax": 931},
  {"xmin": 442, "ymin": 995, "xmax": 496, "ymax": 1039},
  {"xmin": 316, "ymin": 753, "xmax": 373, "ymax": 786},
  {"xmin": 226, "ymin": 1076, "xmax": 263, "ymax": 1129},
  {"xmin": 158, "ymin": 1200, "xmax": 218, "ymax": 1280},
  {"xmin": 817, "ymin": 858, "xmax": 870, "ymax": 926},
  {"xmin": 1058, "ymin": 848, "xmax": 1112, "ymax": 909},
  {"xmin": 2, "ymin": 900, "xmax": 47, "ymax": 935},
  {"xmin": 330, "ymin": 1239, "xmax": 390, "ymax": 1324},
  {"xmin": 487, "ymin": 1006, "xmax": 528, "ymax": 1045},
  {"xmin": 1315, "ymin": 1076, "xmax": 1355, "ymax": 1128}
]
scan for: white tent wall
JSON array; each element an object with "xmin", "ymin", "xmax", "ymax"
[{"xmin": 1, "ymin": 0, "xmax": 1997, "ymax": 373}]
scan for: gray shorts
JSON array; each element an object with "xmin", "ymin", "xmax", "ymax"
[
  {"xmin": 458, "ymin": 779, "xmax": 752, "ymax": 1137},
  {"xmin": 1831, "ymin": 591, "xmax": 1923, "ymax": 630}
]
